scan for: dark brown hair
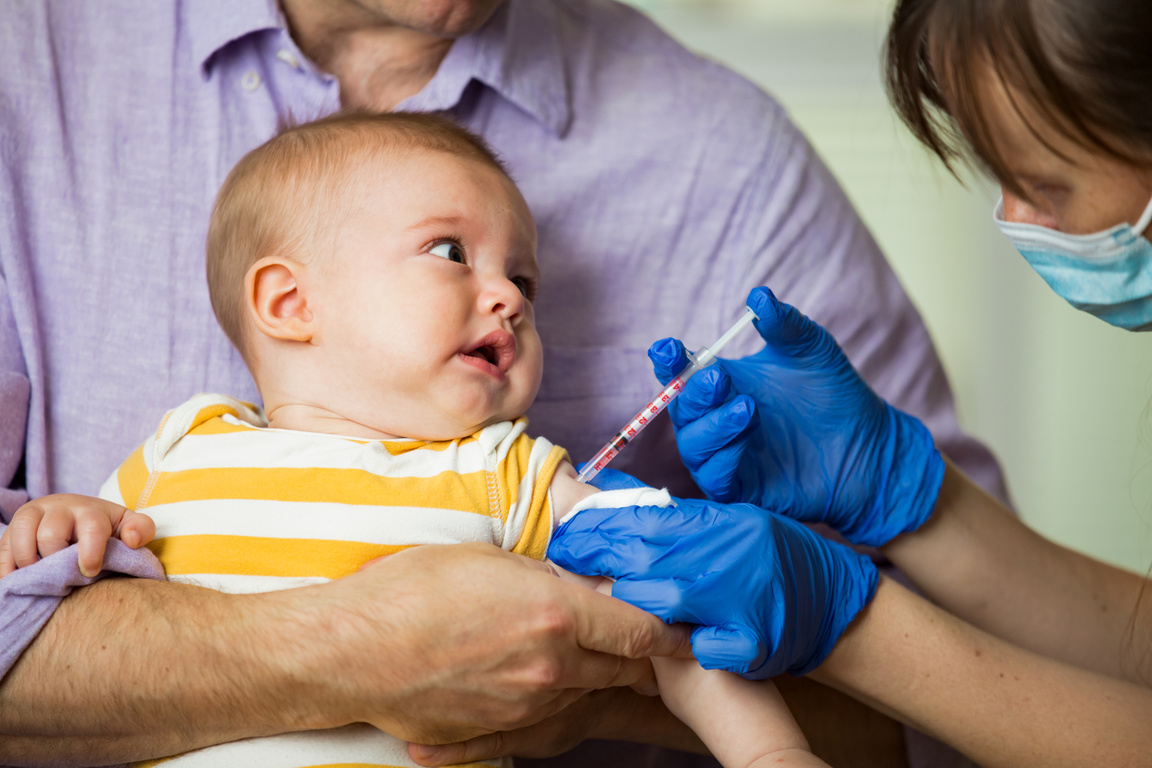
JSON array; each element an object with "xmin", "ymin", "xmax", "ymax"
[
  {"xmin": 206, "ymin": 111, "xmax": 507, "ymax": 359},
  {"xmin": 884, "ymin": 0, "xmax": 1152, "ymax": 196}
]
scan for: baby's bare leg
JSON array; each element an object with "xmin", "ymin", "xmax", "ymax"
[{"xmin": 548, "ymin": 563, "xmax": 828, "ymax": 768}]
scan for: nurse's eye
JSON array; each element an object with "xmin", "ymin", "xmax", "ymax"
[{"xmin": 430, "ymin": 242, "xmax": 465, "ymax": 264}]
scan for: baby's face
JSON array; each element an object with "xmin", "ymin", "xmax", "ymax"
[{"xmin": 302, "ymin": 148, "xmax": 543, "ymax": 440}]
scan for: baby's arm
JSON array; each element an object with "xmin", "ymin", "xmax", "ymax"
[
  {"xmin": 653, "ymin": 658, "xmax": 828, "ymax": 768},
  {"xmin": 0, "ymin": 493, "xmax": 155, "ymax": 578},
  {"xmin": 547, "ymin": 465, "xmax": 829, "ymax": 768}
]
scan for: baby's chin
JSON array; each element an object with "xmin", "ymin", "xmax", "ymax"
[
  {"xmin": 383, "ymin": 409, "xmax": 524, "ymax": 443},
  {"xmin": 447, "ymin": 412, "xmax": 526, "ymax": 440},
  {"xmin": 436, "ymin": 393, "xmax": 538, "ymax": 438}
]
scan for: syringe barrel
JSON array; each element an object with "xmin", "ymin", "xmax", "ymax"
[
  {"xmin": 575, "ymin": 357, "xmax": 702, "ymax": 483},
  {"xmin": 575, "ymin": 439, "xmax": 624, "ymax": 484},
  {"xmin": 575, "ymin": 305, "xmax": 758, "ymax": 485}
]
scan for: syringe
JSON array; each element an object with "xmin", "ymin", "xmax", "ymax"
[{"xmin": 575, "ymin": 306, "xmax": 760, "ymax": 484}]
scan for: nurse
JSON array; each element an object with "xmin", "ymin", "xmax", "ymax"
[{"xmin": 552, "ymin": 0, "xmax": 1152, "ymax": 764}]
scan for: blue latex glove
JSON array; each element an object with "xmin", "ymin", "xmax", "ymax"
[
  {"xmin": 648, "ymin": 287, "xmax": 945, "ymax": 548},
  {"xmin": 548, "ymin": 496, "xmax": 878, "ymax": 678}
]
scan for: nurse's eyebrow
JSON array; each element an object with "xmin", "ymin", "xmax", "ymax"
[{"xmin": 407, "ymin": 215, "xmax": 466, "ymax": 231}]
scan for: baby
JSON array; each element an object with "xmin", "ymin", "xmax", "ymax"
[{"xmin": 0, "ymin": 113, "xmax": 826, "ymax": 768}]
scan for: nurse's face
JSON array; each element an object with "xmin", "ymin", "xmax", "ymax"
[{"xmin": 979, "ymin": 72, "xmax": 1152, "ymax": 237}]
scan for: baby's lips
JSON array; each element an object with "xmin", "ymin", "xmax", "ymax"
[{"xmin": 466, "ymin": 329, "xmax": 517, "ymax": 372}]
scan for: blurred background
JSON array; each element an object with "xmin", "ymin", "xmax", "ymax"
[{"xmin": 622, "ymin": 0, "xmax": 1152, "ymax": 573}]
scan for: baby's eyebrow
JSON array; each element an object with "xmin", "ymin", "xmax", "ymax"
[{"xmin": 407, "ymin": 215, "xmax": 467, "ymax": 231}]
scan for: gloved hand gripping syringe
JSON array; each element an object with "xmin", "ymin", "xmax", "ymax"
[{"xmin": 575, "ymin": 305, "xmax": 760, "ymax": 483}]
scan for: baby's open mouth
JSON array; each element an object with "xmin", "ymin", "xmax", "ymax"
[
  {"xmin": 467, "ymin": 346, "xmax": 498, "ymax": 365},
  {"xmin": 462, "ymin": 330, "xmax": 516, "ymax": 373}
]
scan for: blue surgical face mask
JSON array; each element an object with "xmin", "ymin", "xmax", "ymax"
[{"xmin": 994, "ymin": 194, "xmax": 1152, "ymax": 331}]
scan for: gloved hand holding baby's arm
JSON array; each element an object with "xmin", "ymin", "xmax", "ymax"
[{"xmin": 548, "ymin": 489, "xmax": 878, "ymax": 680}]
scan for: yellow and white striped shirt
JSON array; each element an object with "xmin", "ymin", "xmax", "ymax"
[{"xmin": 99, "ymin": 393, "xmax": 568, "ymax": 768}]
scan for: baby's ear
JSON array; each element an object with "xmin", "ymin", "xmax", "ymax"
[{"xmin": 246, "ymin": 256, "xmax": 314, "ymax": 343}]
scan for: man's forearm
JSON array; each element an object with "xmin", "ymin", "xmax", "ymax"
[
  {"xmin": 0, "ymin": 576, "xmax": 336, "ymax": 765},
  {"xmin": 0, "ymin": 543, "xmax": 691, "ymax": 766}
]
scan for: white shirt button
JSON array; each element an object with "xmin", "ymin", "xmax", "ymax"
[
  {"xmin": 276, "ymin": 49, "xmax": 301, "ymax": 69},
  {"xmin": 241, "ymin": 70, "xmax": 261, "ymax": 91}
]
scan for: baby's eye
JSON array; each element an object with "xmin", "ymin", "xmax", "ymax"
[
  {"xmin": 512, "ymin": 276, "xmax": 537, "ymax": 300},
  {"xmin": 430, "ymin": 242, "xmax": 465, "ymax": 264}
]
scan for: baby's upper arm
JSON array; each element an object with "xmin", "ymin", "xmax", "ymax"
[
  {"xmin": 548, "ymin": 460, "xmax": 600, "ymax": 531},
  {"xmin": 547, "ymin": 463, "xmax": 673, "ymax": 533}
]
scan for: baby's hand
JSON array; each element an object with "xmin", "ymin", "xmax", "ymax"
[{"xmin": 0, "ymin": 494, "xmax": 156, "ymax": 578}]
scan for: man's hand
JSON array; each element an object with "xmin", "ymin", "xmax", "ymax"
[
  {"xmin": 407, "ymin": 687, "xmax": 705, "ymax": 766},
  {"xmin": 0, "ymin": 541, "xmax": 690, "ymax": 764},
  {"xmin": 407, "ymin": 688, "xmax": 616, "ymax": 765},
  {"xmin": 314, "ymin": 542, "xmax": 693, "ymax": 744}
]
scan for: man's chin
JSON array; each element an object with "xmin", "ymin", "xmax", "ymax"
[{"xmin": 372, "ymin": 0, "xmax": 508, "ymax": 39}]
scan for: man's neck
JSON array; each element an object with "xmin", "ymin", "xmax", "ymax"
[{"xmin": 280, "ymin": 1, "xmax": 454, "ymax": 112}]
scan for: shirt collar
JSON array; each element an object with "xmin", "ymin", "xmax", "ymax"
[
  {"xmin": 184, "ymin": 0, "xmax": 285, "ymax": 76},
  {"xmin": 183, "ymin": 0, "xmax": 572, "ymax": 136},
  {"xmin": 425, "ymin": 0, "xmax": 572, "ymax": 137},
  {"xmin": 451, "ymin": 0, "xmax": 573, "ymax": 136}
]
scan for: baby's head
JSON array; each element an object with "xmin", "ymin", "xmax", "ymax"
[{"xmin": 206, "ymin": 112, "xmax": 543, "ymax": 440}]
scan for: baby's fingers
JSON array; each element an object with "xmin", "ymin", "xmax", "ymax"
[
  {"xmin": 10, "ymin": 507, "xmax": 48, "ymax": 569},
  {"xmin": 72, "ymin": 508, "xmax": 114, "ymax": 578},
  {"xmin": 116, "ymin": 510, "xmax": 156, "ymax": 549},
  {"xmin": 0, "ymin": 532, "xmax": 17, "ymax": 576}
]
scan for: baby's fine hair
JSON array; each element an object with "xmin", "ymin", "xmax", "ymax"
[{"xmin": 206, "ymin": 111, "xmax": 508, "ymax": 359}]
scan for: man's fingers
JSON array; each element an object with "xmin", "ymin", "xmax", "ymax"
[
  {"xmin": 567, "ymin": 582, "xmax": 694, "ymax": 666},
  {"xmin": 410, "ymin": 732, "xmax": 512, "ymax": 767},
  {"xmin": 559, "ymin": 643, "xmax": 659, "ymax": 693},
  {"xmin": 407, "ymin": 694, "xmax": 581, "ymax": 768},
  {"xmin": 410, "ymin": 688, "xmax": 625, "ymax": 766}
]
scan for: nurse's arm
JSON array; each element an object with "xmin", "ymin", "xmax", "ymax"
[
  {"xmin": 812, "ymin": 575, "xmax": 1152, "ymax": 768},
  {"xmin": 882, "ymin": 458, "xmax": 1152, "ymax": 684}
]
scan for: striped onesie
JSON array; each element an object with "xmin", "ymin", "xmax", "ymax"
[{"xmin": 98, "ymin": 393, "xmax": 571, "ymax": 768}]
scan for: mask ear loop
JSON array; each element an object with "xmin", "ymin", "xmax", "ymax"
[{"xmin": 1133, "ymin": 192, "xmax": 1152, "ymax": 237}]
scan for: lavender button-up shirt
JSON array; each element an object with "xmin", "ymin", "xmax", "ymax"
[{"xmin": 0, "ymin": 0, "xmax": 1002, "ymax": 764}]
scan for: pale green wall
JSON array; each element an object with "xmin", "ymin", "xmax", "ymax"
[{"xmin": 626, "ymin": 0, "xmax": 1152, "ymax": 573}]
